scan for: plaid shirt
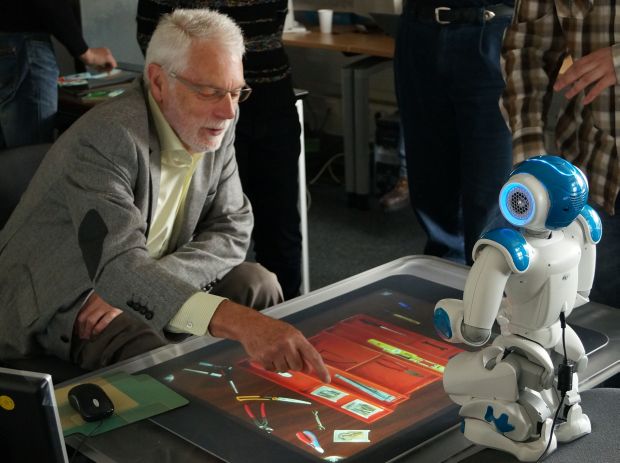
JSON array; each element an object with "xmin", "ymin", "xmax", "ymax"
[{"xmin": 501, "ymin": 0, "xmax": 620, "ymax": 214}]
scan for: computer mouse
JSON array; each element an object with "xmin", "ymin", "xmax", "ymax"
[{"xmin": 68, "ymin": 383, "xmax": 114, "ymax": 422}]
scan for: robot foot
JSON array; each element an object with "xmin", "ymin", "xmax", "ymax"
[
  {"xmin": 555, "ymin": 404, "xmax": 591, "ymax": 443},
  {"xmin": 463, "ymin": 418, "xmax": 556, "ymax": 462}
]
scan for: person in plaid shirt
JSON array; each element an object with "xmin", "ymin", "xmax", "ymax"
[{"xmin": 501, "ymin": 0, "xmax": 619, "ymax": 308}]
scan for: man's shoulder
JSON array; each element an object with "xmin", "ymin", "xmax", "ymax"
[
  {"xmin": 67, "ymin": 82, "xmax": 151, "ymax": 147},
  {"xmin": 85, "ymin": 83, "xmax": 149, "ymax": 128}
]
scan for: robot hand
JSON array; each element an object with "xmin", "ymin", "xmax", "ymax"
[{"xmin": 434, "ymin": 299, "xmax": 491, "ymax": 347}]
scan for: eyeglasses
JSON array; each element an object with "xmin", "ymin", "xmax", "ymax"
[{"xmin": 169, "ymin": 71, "xmax": 252, "ymax": 103}]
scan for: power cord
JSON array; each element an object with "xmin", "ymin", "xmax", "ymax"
[
  {"xmin": 309, "ymin": 153, "xmax": 344, "ymax": 185},
  {"xmin": 68, "ymin": 418, "xmax": 105, "ymax": 463},
  {"xmin": 535, "ymin": 311, "xmax": 572, "ymax": 462}
]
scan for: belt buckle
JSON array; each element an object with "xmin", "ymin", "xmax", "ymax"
[
  {"xmin": 435, "ymin": 7, "xmax": 451, "ymax": 25},
  {"xmin": 483, "ymin": 10, "xmax": 496, "ymax": 21}
]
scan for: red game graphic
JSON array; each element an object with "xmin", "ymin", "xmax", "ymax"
[{"xmin": 242, "ymin": 314, "xmax": 463, "ymax": 423}]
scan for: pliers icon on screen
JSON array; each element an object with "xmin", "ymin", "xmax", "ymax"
[{"xmin": 243, "ymin": 402, "xmax": 273, "ymax": 433}]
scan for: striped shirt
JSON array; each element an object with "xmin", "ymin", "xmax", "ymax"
[{"xmin": 501, "ymin": 0, "xmax": 620, "ymax": 214}]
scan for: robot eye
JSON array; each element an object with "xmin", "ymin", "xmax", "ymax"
[{"xmin": 500, "ymin": 183, "xmax": 535, "ymax": 226}]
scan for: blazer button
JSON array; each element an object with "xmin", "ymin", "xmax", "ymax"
[
  {"xmin": 60, "ymin": 335, "xmax": 70, "ymax": 343},
  {"xmin": 139, "ymin": 308, "xmax": 147, "ymax": 315},
  {"xmin": 145, "ymin": 311, "xmax": 154, "ymax": 320}
]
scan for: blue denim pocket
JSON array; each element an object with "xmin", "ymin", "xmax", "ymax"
[{"xmin": 0, "ymin": 44, "xmax": 19, "ymax": 104}]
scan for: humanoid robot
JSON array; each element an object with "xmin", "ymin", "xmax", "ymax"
[{"xmin": 433, "ymin": 155, "xmax": 601, "ymax": 461}]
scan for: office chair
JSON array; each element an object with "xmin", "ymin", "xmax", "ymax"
[
  {"xmin": 0, "ymin": 143, "xmax": 87, "ymax": 383},
  {"xmin": 0, "ymin": 143, "xmax": 51, "ymax": 228}
]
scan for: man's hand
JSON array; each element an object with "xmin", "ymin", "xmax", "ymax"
[
  {"xmin": 209, "ymin": 300, "xmax": 331, "ymax": 383},
  {"xmin": 554, "ymin": 47, "xmax": 618, "ymax": 105},
  {"xmin": 75, "ymin": 293, "xmax": 123, "ymax": 340},
  {"xmin": 79, "ymin": 47, "xmax": 118, "ymax": 73}
]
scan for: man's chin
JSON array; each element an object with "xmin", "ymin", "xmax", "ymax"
[{"xmin": 188, "ymin": 136, "xmax": 223, "ymax": 153}]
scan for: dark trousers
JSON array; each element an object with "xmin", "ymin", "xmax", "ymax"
[
  {"xmin": 235, "ymin": 97, "xmax": 302, "ymax": 299},
  {"xmin": 394, "ymin": 11, "xmax": 513, "ymax": 263}
]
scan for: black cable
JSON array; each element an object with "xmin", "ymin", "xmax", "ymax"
[
  {"xmin": 535, "ymin": 312, "xmax": 571, "ymax": 463},
  {"xmin": 68, "ymin": 418, "xmax": 105, "ymax": 463}
]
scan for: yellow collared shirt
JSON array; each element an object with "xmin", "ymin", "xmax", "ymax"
[{"xmin": 146, "ymin": 92, "xmax": 225, "ymax": 336}]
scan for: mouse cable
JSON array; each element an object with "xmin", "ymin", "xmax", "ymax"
[
  {"xmin": 535, "ymin": 312, "xmax": 572, "ymax": 463},
  {"xmin": 68, "ymin": 417, "xmax": 105, "ymax": 463}
]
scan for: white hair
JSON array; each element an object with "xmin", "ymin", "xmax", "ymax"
[{"xmin": 143, "ymin": 8, "xmax": 245, "ymax": 86}]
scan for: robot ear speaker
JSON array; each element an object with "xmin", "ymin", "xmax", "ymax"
[{"xmin": 505, "ymin": 186, "xmax": 534, "ymax": 222}]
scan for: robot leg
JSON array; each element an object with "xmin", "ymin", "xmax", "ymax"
[
  {"xmin": 543, "ymin": 372, "xmax": 591, "ymax": 443},
  {"xmin": 549, "ymin": 325, "xmax": 591, "ymax": 443},
  {"xmin": 444, "ymin": 347, "xmax": 556, "ymax": 461},
  {"xmin": 462, "ymin": 417, "xmax": 555, "ymax": 462}
]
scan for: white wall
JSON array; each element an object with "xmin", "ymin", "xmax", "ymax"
[{"xmin": 80, "ymin": 0, "xmax": 144, "ymax": 67}]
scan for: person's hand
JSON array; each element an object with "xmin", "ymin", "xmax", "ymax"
[
  {"xmin": 554, "ymin": 47, "xmax": 618, "ymax": 105},
  {"xmin": 79, "ymin": 47, "xmax": 118, "ymax": 72},
  {"xmin": 209, "ymin": 300, "xmax": 331, "ymax": 383},
  {"xmin": 75, "ymin": 293, "xmax": 123, "ymax": 340}
]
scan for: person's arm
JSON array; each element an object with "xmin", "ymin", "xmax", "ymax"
[
  {"xmin": 209, "ymin": 299, "xmax": 331, "ymax": 383},
  {"xmin": 33, "ymin": 0, "xmax": 116, "ymax": 71},
  {"xmin": 554, "ymin": 46, "xmax": 618, "ymax": 105},
  {"xmin": 500, "ymin": 0, "xmax": 567, "ymax": 162}
]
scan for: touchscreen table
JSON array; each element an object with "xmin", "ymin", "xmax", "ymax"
[{"xmin": 140, "ymin": 275, "xmax": 469, "ymax": 463}]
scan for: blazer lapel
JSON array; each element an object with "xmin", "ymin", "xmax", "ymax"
[{"xmin": 147, "ymin": 118, "xmax": 161, "ymax": 236}]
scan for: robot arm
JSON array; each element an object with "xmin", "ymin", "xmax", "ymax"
[
  {"xmin": 572, "ymin": 205, "xmax": 602, "ymax": 307},
  {"xmin": 435, "ymin": 245, "xmax": 512, "ymax": 346}
]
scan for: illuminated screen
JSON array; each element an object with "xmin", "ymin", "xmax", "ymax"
[{"xmin": 141, "ymin": 275, "xmax": 469, "ymax": 462}]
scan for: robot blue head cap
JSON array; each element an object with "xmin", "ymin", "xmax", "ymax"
[{"xmin": 510, "ymin": 155, "xmax": 588, "ymax": 229}]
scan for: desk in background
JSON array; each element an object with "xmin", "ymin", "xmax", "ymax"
[
  {"xmin": 59, "ymin": 256, "xmax": 620, "ymax": 462},
  {"xmin": 284, "ymin": 26, "xmax": 395, "ymax": 209}
]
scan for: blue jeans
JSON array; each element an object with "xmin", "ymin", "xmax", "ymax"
[
  {"xmin": 0, "ymin": 33, "xmax": 58, "ymax": 149},
  {"xmin": 394, "ymin": 11, "xmax": 513, "ymax": 264}
]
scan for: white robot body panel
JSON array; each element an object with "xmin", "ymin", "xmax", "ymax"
[
  {"xmin": 443, "ymin": 347, "xmax": 519, "ymax": 404},
  {"xmin": 502, "ymin": 231, "xmax": 581, "ymax": 341}
]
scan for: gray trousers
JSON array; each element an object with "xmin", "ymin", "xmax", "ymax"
[{"xmin": 71, "ymin": 262, "xmax": 283, "ymax": 370}]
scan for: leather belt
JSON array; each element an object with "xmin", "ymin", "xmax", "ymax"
[{"xmin": 407, "ymin": 3, "xmax": 514, "ymax": 25}]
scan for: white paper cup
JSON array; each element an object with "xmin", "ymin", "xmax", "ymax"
[{"xmin": 318, "ymin": 9, "xmax": 333, "ymax": 34}]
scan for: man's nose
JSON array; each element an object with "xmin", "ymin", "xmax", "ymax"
[{"xmin": 214, "ymin": 93, "xmax": 236, "ymax": 120}]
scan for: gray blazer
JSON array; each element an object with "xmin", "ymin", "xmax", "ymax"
[{"xmin": 0, "ymin": 82, "xmax": 252, "ymax": 361}]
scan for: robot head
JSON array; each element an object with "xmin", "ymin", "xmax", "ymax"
[{"xmin": 499, "ymin": 155, "xmax": 588, "ymax": 231}]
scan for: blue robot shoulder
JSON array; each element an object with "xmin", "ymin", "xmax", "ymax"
[
  {"xmin": 576, "ymin": 205, "xmax": 602, "ymax": 244},
  {"xmin": 473, "ymin": 228, "xmax": 531, "ymax": 273}
]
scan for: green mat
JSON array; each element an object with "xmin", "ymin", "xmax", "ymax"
[{"xmin": 56, "ymin": 371, "xmax": 188, "ymax": 436}]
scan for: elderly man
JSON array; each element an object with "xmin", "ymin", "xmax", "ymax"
[{"xmin": 0, "ymin": 9, "xmax": 329, "ymax": 382}]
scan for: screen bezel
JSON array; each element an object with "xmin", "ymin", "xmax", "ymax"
[{"xmin": 0, "ymin": 367, "xmax": 69, "ymax": 463}]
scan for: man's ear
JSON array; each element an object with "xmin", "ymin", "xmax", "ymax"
[{"xmin": 147, "ymin": 63, "xmax": 166, "ymax": 103}]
